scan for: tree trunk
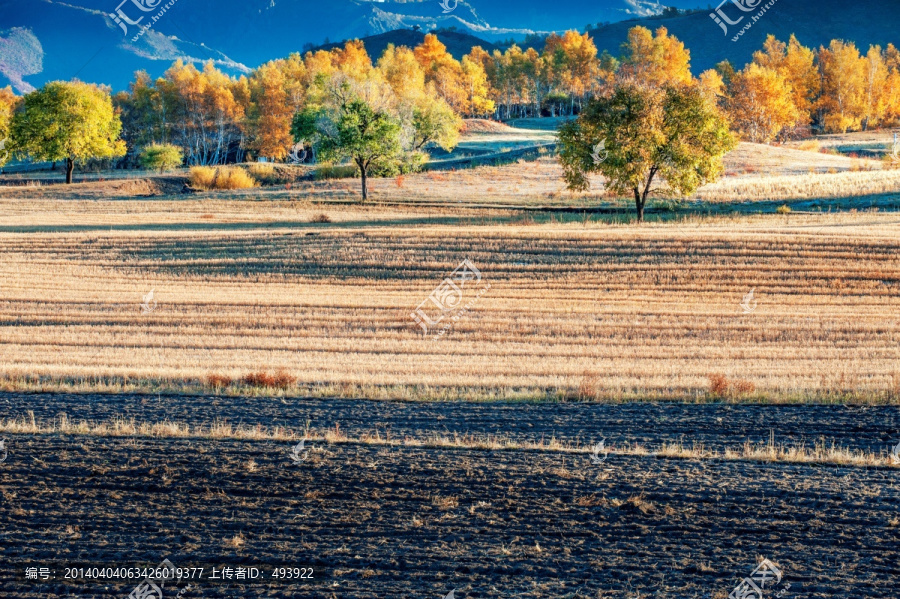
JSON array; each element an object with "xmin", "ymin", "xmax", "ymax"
[
  {"xmin": 65, "ymin": 157, "xmax": 74, "ymax": 184},
  {"xmin": 360, "ymin": 166, "xmax": 368, "ymax": 202},
  {"xmin": 633, "ymin": 188, "xmax": 644, "ymax": 223}
]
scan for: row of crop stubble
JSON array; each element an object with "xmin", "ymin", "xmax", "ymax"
[{"xmin": 0, "ymin": 216, "xmax": 899, "ymax": 401}]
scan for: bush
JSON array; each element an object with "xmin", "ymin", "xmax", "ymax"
[
  {"xmin": 242, "ymin": 371, "xmax": 275, "ymax": 387},
  {"xmin": 241, "ymin": 369, "xmax": 295, "ymax": 390},
  {"xmin": 189, "ymin": 166, "xmax": 258, "ymax": 190},
  {"xmin": 708, "ymin": 374, "xmax": 729, "ymax": 397},
  {"xmin": 776, "ymin": 204, "xmax": 792, "ymax": 214},
  {"xmin": 138, "ymin": 143, "xmax": 183, "ymax": 172},
  {"xmin": 272, "ymin": 368, "xmax": 297, "ymax": 389},
  {"xmin": 206, "ymin": 373, "xmax": 232, "ymax": 388},
  {"xmin": 313, "ymin": 163, "xmax": 357, "ymax": 180},
  {"xmin": 310, "ymin": 213, "xmax": 332, "ymax": 223},
  {"xmin": 733, "ymin": 379, "xmax": 756, "ymax": 395}
]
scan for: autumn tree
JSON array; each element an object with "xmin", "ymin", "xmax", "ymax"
[
  {"xmin": 114, "ymin": 71, "xmax": 167, "ymax": 155},
  {"xmin": 817, "ymin": 40, "xmax": 867, "ymax": 133},
  {"xmin": 885, "ymin": 44, "xmax": 900, "ymax": 124},
  {"xmin": 619, "ymin": 26, "xmax": 692, "ymax": 88},
  {"xmin": 862, "ymin": 45, "xmax": 889, "ymax": 130},
  {"xmin": 153, "ymin": 61, "xmax": 247, "ymax": 165},
  {"xmin": 752, "ymin": 35, "xmax": 820, "ymax": 129},
  {"xmin": 728, "ymin": 63, "xmax": 799, "ymax": 143},
  {"xmin": 559, "ymin": 83, "xmax": 734, "ymax": 222},
  {"xmin": 411, "ymin": 94, "xmax": 461, "ymax": 151},
  {"xmin": 414, "ymin": 34, "xmax": 492, "ymax": 116},
  {"xmin": 10, "ymin": 80, "xmax": 126, "ymax": 183},
  {"xmin": 247, "ymin": 61, "xmax": 294, "ymax": 160},
  {"xmin": 0, "ymin": 86, "xmax": 18, "ymax": 167},
  {"xmin": 543, "ymin": 31, "xmax": 601, "ymax": 114},
  {"xmin": 378, "ymin": 44, "xmax": 426, "ymax": 101},
  {"xmin": 698, "ymin": 69, "xmax": 726, "ymax": 105},
  {"xmin": 376, "ymin": 44, "xmax": 462, "ymax": 152}
]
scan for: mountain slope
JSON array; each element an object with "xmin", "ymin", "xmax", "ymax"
[
  {"xmin": 588, "ymin": 0, "xmax": 900, "ymax": 73},
  {"xmin": 318, "ymin": 30, "xmax": 500, "ymax": 61}
]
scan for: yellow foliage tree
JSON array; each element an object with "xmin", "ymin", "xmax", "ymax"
[
  {"xmin": 817, "ymin": 40, "xmax": 867, "ymax": 133},
  {"xmin": 862, "ymin": 45, "xmax": 889, "ymax": 130},
  {"xmin": 0, "ymin": 86, "xmax": 20, "ymax": 166},
  {"xmin": 248, "ymin": 62, "xmax": 294, "ymax": 160},
  {"xmin": 619, "ymin": 26, "xmax": 692, "ymax": 88},
  {"xmin": 752, "ymin": 34, "xmax": 819, "ymax": 128},
  {"xmin": 331, "ymin": 40, "xmax": 374, "ymax": 81},
  {"xmin": 543, "ymin": 31, "xmax": 600, "ymax": 112},
  {"xmin": 377, "ymin": 44, "xmax": 426, "ymax": 102},
  {"xmin": 728, "ymin": 63, "xmax": 799, "ymax": 143},
  {"xmin": 885, "ymin": 44, "xmax": 900, "ymax": 124},
  {"xmin": 414, "ymin": 34, "xmax": 464, "ymax": 112},
  {"xmin": 10, "ymin": 80, "xmax": 126, "ymax": 182},
  {"xmin": 698, "ymin": 69, "xmax": 726, "ymax": 105}
]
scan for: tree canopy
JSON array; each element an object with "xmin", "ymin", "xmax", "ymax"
[
  {"xmin": 293, "ymin": 83, "xmax": 404, "ymax": 201},
  {"xmin": 559, "ymin": 82, "xmax": 735, "ymax": 222},
  {"xmin": 11, "ymin": 80, "xmax": 125, "ymax": 182}
]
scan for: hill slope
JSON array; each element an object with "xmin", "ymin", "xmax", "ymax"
[
  {"xmin": 318, "ymin": 30, "xmax": 500, "ymax": 61},
  {"xmin": 588, "ymin": 0, "xmax": 900, "ymax": 73}
]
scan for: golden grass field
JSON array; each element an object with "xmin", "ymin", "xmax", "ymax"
[{"xmin": 1, "ymin": 134, "xmax": 899, "ymax": 403}]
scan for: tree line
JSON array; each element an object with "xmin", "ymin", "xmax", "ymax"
[{"xmin": 1, "ymin": 27, "xmax": 899, "ymax": 185}]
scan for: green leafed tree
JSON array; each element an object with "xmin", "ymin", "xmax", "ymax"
[
  {"xmin": 559, "ymin": 83, "xmax": 735, "ymax": 222},
  {"xmin": 293, "ymin": 93, "xmax": 403, "ymax": 201},
  {"xmin": 138, "ymin": 143, "xmax": 183, "ymax": 173},
  {"xmin": 411, "ymin": 94, "xmax": 461, "ymax": 151},
  {"xmin": 10, "ymin": 80, "xmax": 126, "ymax": 183}
]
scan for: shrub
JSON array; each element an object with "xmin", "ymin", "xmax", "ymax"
[
  {"xmin": 708, "ymin": 374, "xmax": 729, "ymax": 397},
  {"xmin": 733, "ymin": 379, "xmax": 756, "ymax": 395},
  {"xmin": 310, "ymin": 213, "xmax": 332, "ymax": 223},
  {"xmin": 206, "ymin": 373, "xmax": 232, "ymax": 388},
  {"xmin": 272, "ymin": 368, "xmax": 297, "ymax": 389},
  {"xmin": 242, "ymin": 371, "xmax": 275, "ymax": 387},
  {"xmin": 189, "ymin": 166, "xmax": 258, "ymax": 190},
  {"xmin": 242, "ymin": 369, "xmax": 296, "ymax": 390},
  {"xmin": 776, "ymin": 204, "xmax": 792, "ymax": 214},
  {"xmin": 138, "ymin": 143, "xmax": 183, "ymax": 172},
  {"xmin": 796, "ymin": 140, "xmax": 820, "ymax": 153}
]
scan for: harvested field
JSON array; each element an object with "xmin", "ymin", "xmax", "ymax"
[{"xmin": 1, "ymin": 212, "xmax": 900, "ymax": 401}]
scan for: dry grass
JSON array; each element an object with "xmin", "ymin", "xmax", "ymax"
[
  {"xmin": 694, "ymin": 169, "xmax": 900, "ymax": 203},
  {"xmin": 190, "ymin": 166, "xmax": 258, "ymax": 190},
  {"xmin": 2, "ymin": 413, "xmax": 895, "ymax": 467}
]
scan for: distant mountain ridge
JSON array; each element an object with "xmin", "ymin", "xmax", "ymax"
[
  {"xmin": 318, "ymin": 30, "xmax": 500, "ymax": 61},
  {"xmin": 587, "ymin": 0, "xmax": 900, "ymax": 73},
  {"xmin": 0, "ymin": 0, "xmax": 697, "ymax": 92},
  {"xmin": 0, "ymin": 0, "xmax": 898, "ymax": 93}
]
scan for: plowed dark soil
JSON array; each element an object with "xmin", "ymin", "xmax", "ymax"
[{"xmin": 1, "ymin": 393, "xmax": 899, "ymax": 598}]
